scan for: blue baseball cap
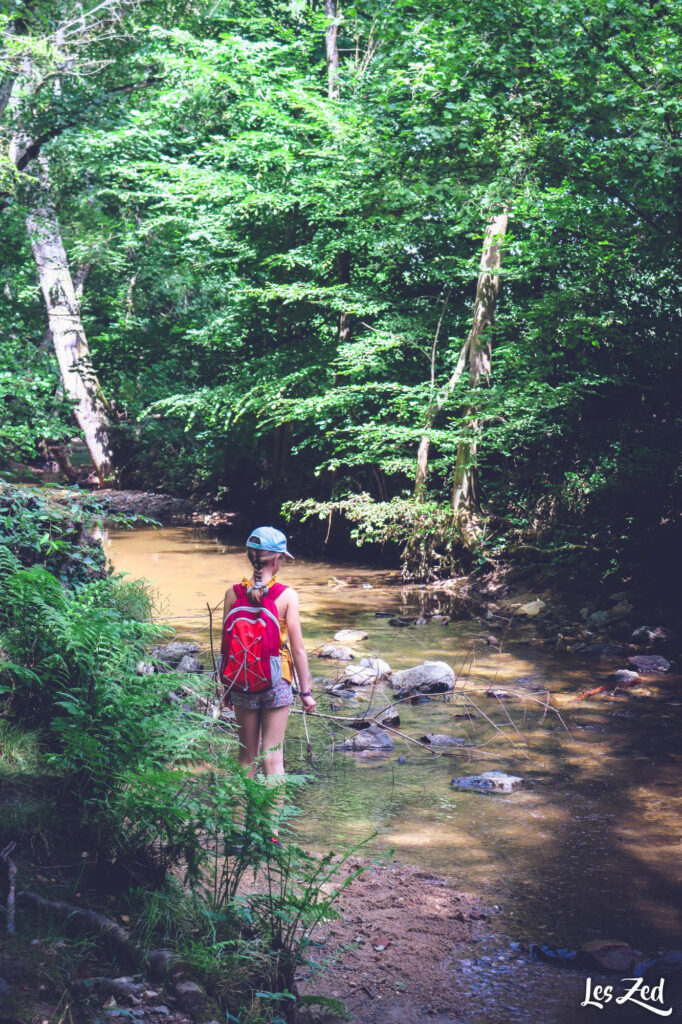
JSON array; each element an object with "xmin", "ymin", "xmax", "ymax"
[{"xmin": 246, "ymin": 526, "xmax": 294, "ymax": 559}]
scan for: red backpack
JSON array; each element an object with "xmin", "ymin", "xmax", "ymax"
[{"xmin": 219, "ymin": 583, "xmax": 287, "ymax": 694}]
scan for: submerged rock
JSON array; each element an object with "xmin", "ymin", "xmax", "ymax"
[
  {"xmin": 389, "ymin": 616, "xmax": 416, "ymax": 627},
  {"xmin": 571, "ymin": 641, "xmax": 627, "ymax": 660},
  {"xmin": 391, "ymin": 661, "xmax": 455, "ymax": 695},
  {"xmin": 317, "ymin": 644, "xmax": 354, "ymax": 661},
  {"xmin": 487, "ymin": 688, "xmax": 514, "ymax": 699},
  {"xmin": 420, "ymin": 734, "xmax": 466, "ymax": 746},
  {"xmin": 334, "ymin": 723, "xmax": 394, "ymax": 752},
  {"xmin": 451, "ymin": 770, "xmax": 524, "ymax": 794}
]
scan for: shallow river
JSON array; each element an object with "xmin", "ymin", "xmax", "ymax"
[{"xmin": 106, "ymin": 525, "xmax": 682, "ymax": 955}]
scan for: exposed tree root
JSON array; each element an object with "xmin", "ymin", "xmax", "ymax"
[{"xmin": 16, "ymin": 891, "xmax": 141, "ymax": 967}]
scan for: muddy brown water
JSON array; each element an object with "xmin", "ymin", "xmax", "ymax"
[{"xmin": 106, "ymin": 525, "xmax": 682, "ymax": 956}]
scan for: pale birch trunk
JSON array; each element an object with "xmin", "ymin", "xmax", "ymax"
[
  {"xmin": 7, "ymin": 58, "xmax": 115, "ymax": 483},
  {"xmin": 324, "ymin": 0, "xmax": 340, "ymax": 100},
  {"xmin": 22, "ymin": 155, "xmax": 114, "ymax": 481},
  {"xmin": 451, "ymin": 211, "xmax": 508, "ymax": 522}
]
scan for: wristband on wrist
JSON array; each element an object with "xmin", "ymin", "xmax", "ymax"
[{"xmin": 299, "ymin": 689, "xmax": 313, "ymax": 697}]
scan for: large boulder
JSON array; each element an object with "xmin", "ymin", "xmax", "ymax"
[{"xmin": 391, "ymin": 661, "xmax": 455, "ymax": 695}]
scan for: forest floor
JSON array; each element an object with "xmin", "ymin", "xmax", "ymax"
[
  {"xmin": 297, "ymin": 857, "xmax": 602, "ymax": 1024},
  {"xmin": 0, "ymin": 853, "xmax": 594, "ymax": 1024}
]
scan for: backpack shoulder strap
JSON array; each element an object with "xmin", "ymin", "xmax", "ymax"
[{"xmin": 267, "ymin": 582, "xmax": 288, "ymax": 601}]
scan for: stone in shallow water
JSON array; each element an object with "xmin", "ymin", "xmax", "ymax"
[
  {"xmin": 317, "ymin": 643, "xmax": 354, "ymax": 660},
  {"xmin": 359, "ymin": 656, "xmax": 392, "ymax": 678},
  {"xmin": 334, "ymin": 628, "xmax": 368, "ymax": 643},
  {"xmin": 628, "ymin": 654, "xmax": 671, "ymax": 674},
  {"xmin": 609, "ymin": 669, "xmax": 640, "ymax": 684},
  {"xmin": 176, "ymin": 654, "xmax": 204, "ymax": 673},
  {"xmin": 451, "ymin": 770, "xmax": 524, "ymax": 794},
  {"xmin": 391, "ymin": 661, "xmax": 455, "ymax": 694},
  {"xmin": 151, "ymin": 642, "xmax": 200, "ymax": 666},
  {"xmin": 420, "ymin": 734, "xmax": 466, "ymax": 746},
  {"xmin": 334, "ymin": 723, "xmax": 394, "ymax": 752}
]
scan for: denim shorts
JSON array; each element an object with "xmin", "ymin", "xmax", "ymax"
[{"xmin": 229, "ymin": 675, "xmax": 294, "ymax": 710}]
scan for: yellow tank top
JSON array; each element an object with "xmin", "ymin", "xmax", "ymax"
[{"xmin": 279, "ymin": 618, "xmax": 294, "ymax": 684}]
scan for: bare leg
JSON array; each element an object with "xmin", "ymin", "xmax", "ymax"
[
  {"xmin": 260, "ymin": 706, "xmax": 290, "ymax": 836},
  {"xmin": 233, "ymin": 706, "xmax": 262, "ymax": 777},
  {"xmin": 260, "ymin": 705, "xmax": 290, "ymax": 778}
]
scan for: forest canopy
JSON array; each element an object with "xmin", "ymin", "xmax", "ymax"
[{"xmin": 2, "ymin": 0, "xmax": 680, "ymax": 586}]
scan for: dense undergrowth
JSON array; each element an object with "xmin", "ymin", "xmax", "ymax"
[{"xmin": 0, "ymin": 485, "xmax": 358, "ymax": 1022}]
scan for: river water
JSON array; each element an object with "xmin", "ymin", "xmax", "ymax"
[{"xmin": 106, "ymin": 525, "xmax": 682, "ymax": 955}]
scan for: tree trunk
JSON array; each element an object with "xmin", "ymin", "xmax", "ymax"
[
  {"xmin": 451, "ymin": 210, "xmax": 508, "ymax": 519},
  {"xmin": 324, "ymin": 0, "xmax": 340, "ymax": 100},
  {"xmin": 23, "ymin": 156, "xmax": 115, "ymax": 482},
  {"xmin": 414, "ymin": 288, "xmax": 452, "ymax": 501}
]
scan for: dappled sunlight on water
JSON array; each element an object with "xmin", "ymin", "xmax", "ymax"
[{"xmin": 107, "ymin": 525, "xmax": 682, "ymax": 952}]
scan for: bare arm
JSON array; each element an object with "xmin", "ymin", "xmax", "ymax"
[
  {"xmin": 283, "ymin": 589, "xmax": 316, "ymax": 713},
  {"xmin": 222, "ymin": 586, "xmax": 237, "ymax": 625}
]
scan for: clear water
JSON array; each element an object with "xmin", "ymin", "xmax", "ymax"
[{"xmin": 106, "ymin": 525, "xmax": 682, "ymax": 953}]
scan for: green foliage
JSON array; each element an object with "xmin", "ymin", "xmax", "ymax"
[
  {"xmin": 0, "ymin": 485, "xmax": 110, "ymax": 585},
  {"xmin": 3, "ymin": 0, "xmax": 680, "ymax": 576}
]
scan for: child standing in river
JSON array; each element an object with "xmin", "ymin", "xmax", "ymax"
[{"xmin": 220, "ymin": 527, "xmax": 316, "ymax": 802}]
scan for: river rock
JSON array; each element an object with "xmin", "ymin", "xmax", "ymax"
[
  {"xmin": 609, "ymin": 669, "xmax": 640, "ymax": 685},
  {"xmin": 487, "ymin": 688, "xmax": 514, "ymax": 699},
  {"xmin": 136, "ymin": 661, "xmax": 155, "ymax": 676},
  {"xmin": 420, "ymin": 734, "xmax": 466, "ymax": 746},
  {"xmin": 586, "ymin": 609, "xmax": 610, "ymax": 629},
  {"xmin": 389, "ymin": 616, "xmax": 416, "ymax": 627},
  {"xmin": 391, "ymin": 661, "xmax": 455, "ymax": 694},
  {"xmin": 334, "ymin": 723, "xmax": 394, "ymax": 752},
  {"xmin": 609, "ymin": 599, "xmax": 634, "ymax": 622},
  {"xmin": 376, "ymin": 707, "xmax": 400, "ymax": 727},
  {"xmin": 317, "ymin": 644, "xmax": 354, "ymax": 660},
  {"xmin": 176, "ymin": 654, "xmax": 204, "ymax": 674},
  {"xmin": 451, "ymin": 770, "xmax": 524, "ymax": 793},
  {"xmin": 632, "ymin": 625, "xmax": 679, "ymax": 652},
  {"xmin": 339, "ymin": 665, "xmax": 379, "ymax": 686},
  {"xmin": 579, "ymin": 939, "xmax": 636, "ymax": 973},
  {"xmin": 152, "ymin": 642, "xmax": 201, "ymax": 666},
  {"xmin": 325, "ymin": 683, "xmax": 357, "ymax": 699},
  {"xmin": 627, "ymin": 654, "xmax": 671, "ymax": 674},
  {"xmin": 174, "ymin": 978, "xmax": 206, "ymax": 1013},
  {"xmin": 571, "ymin": 641, "xmax": 627, "ymax": 660},
  {"xmin": 516, "ymin": 599, "xmax": 546, "ymax": 618},
  {"xmin": 360, "ymin": 656, "xmax": 392, "ymax": 678},
  {"xmin": 334, "ymin": 629, "xmax": 368, "ymax": 644}
]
